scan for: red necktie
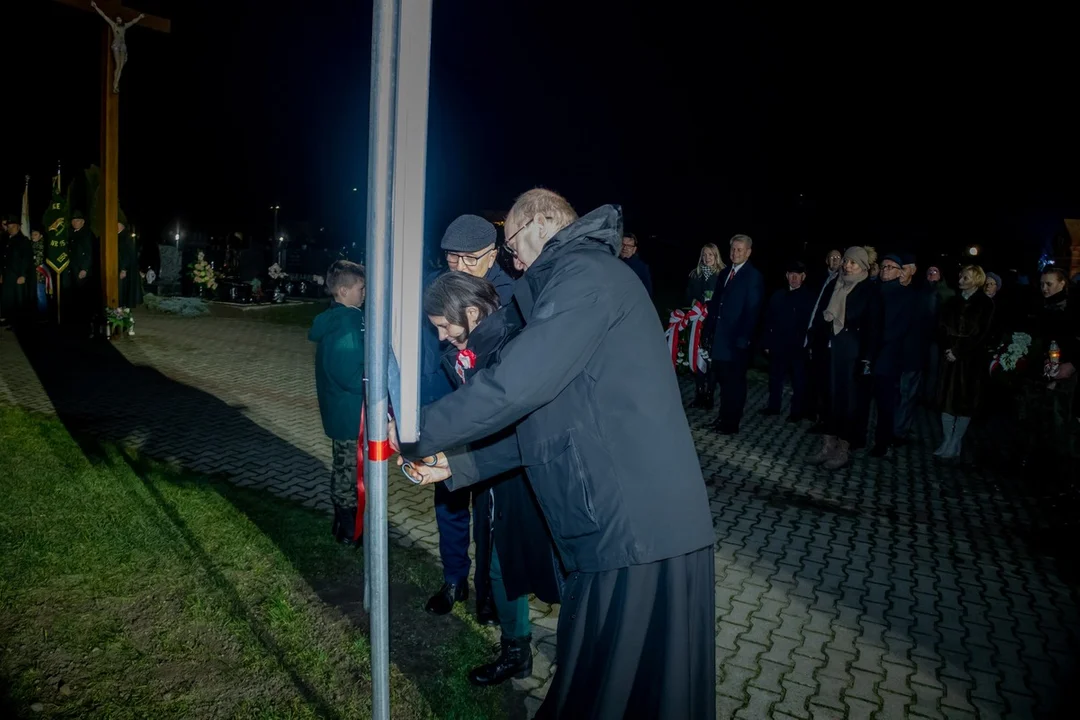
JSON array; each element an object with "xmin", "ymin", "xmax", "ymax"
[{"xmin": 727, "ymin": 267, "xmax": 735, "ymax": 285}]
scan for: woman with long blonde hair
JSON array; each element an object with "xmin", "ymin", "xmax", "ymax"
[
  {"xmin": 687, "ymin": 243, "xmax": 725, "ymax": 408},
  {"xmin": 686, "ymin": 243, "xmax": 725, "ymax": 305},
  {"xmin": 935, "ymin": 264, "xmax": 995, "ymax": 463}
]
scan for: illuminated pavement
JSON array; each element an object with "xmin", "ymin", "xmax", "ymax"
[{"xmin": 2, "ymin": 314, "xmax": 1078, "ymax": 719}]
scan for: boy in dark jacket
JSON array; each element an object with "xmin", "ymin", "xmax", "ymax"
[{"xmin": 309, "ymin": 260, "xmax": 367, "ymax": 545}]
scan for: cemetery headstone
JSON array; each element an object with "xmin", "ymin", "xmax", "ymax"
[{"xmin": 158, "ymin": 244, "xmax": 181, "ymax": 296}]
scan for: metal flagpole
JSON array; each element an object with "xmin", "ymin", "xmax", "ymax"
[
  {"xmin": 55, "ymin": 164, "xmax": 63, "ymax": 325},
  {"xmin": 364, "ymin": 0, "xmax": 398, "ymax": 717}
]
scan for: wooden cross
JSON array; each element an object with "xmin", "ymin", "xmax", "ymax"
[{"xmin": 52, "ymin": 0, "xmax": 171, "ymax": 310}]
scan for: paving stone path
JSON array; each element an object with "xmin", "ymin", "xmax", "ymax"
[{"xmin": 2, "ymin": 314, "xmax": 1077, "ymax": 719}]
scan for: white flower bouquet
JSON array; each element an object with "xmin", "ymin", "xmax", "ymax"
[{"xmin": 990, "ymin": 332, "xmax": 1032, "ymax": 374}]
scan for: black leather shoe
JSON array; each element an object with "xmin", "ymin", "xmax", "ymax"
[
  {"xmin": 468, "ymin": 636, "xmax": 532, "ymax": 686},
  {"xmin": 476, "ymin": 598, "xmax": 500, "ymax": 627},
  {"xmin": 807, "ymin": 421, "xmax": 827, "ymax": 435},
  {"xmin": 711, "ymin": 419, "xmax": 739, "ymax": 435},
  {"xmin": 332, "ymin": 505, "xmax": 360, "ymax": 547},
  {"xmin": 760, "ymin": 408, "xmax": 780, "ymax": 417},
  {"xmin": 786, "ymin": 413, "xmax": 803, "ymax": 424},
  {"xmin": 869, "ymin": 444, "xmax": 890, "ymax": 458},
  {"xmin": 425, "ymin": 582, "xmax": 468, "ymax": 615}
]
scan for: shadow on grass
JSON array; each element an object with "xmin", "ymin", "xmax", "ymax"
[{"xmin": 6, "ymin": 325, "xmax": 525, "ymax": 719}]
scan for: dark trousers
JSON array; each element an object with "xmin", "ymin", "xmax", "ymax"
[
  {"xmin": 828, "ymin": 332, "xmax": 862, "ymax": 443},
  {"xmin": 434, "ymin": 483, "xmax": 488, "ymax": 588},
  {"xmin": 767, "ymin": 347, "xmax": 808, "ymax": 416},
  {"xmin": 693, "ymin": 368, "xmax": 709, "ymax": 396},
  {"xmin": 854, "ymin": 374, "xmax": 873, "ymax": 448},
  {"xmin": 895, "ymin": 370, "xmax": 922, "ymax": 438},
  {"xmin": 713, "ymin": 349, "xmax": 750, "ymax": 429},
  {"xmin": 922, "ymin": 343, "xmax": 940, "ymax": 403},
  {"xmin": 873, "ymin": 374, "xmax": 900, "ymax": 446},
  {"xmin": 433, "ymin": 482, "xmax": 494, "ymax": 607},
  {"xmin": 807, "ymin": 346, "xmax": 830, "ymax": 423}
]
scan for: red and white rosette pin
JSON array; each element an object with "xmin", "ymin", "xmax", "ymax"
[{"xmin": 455, "ymin": 348, "xmax": 477, "ymax": 382}]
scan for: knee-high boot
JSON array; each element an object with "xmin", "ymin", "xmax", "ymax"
[
  {"xmin": 935, "ymin": 413, "xmax": 956, "ymax": 456},
  {"xmin": 946, "ymin": 416, "xmax": 971, "ymax": 459}
]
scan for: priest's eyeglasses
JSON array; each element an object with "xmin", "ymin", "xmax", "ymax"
[{"xmin": 504, "ymin": 216, "xmax": 553, "ymax": 257}]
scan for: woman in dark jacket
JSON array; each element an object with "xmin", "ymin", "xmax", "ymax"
[
  {"xmin": 685, "ymin": 242, "xmax": 724, "ymax": 306},
  {"xmin": 686, "ymin": 243, "xmax": 724, "ymax": 407},
  {"xmin": 421, "ymin": 271, "xmax": 562, "ymax": 687},
  {"xmin": 935, "ymin": 265, "xmax": 995, "ymax": 463},
  {"xmin": 806, "ymin": 246, "xmax": 880, "ymax": 470}
]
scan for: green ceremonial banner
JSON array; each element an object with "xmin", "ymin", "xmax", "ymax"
[{"xmin": 44, "ymin": 175, "xmax": 70, "ymax": 274}]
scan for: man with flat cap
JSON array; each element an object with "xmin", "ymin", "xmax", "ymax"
[
  {"xmin": 420, "ymin": 214, "xmax": 519, "ymax": 623},
  {"xmin": 440, "ymin": 213, "xmax": 515, "ymax": 304},
  {"xmin": 762, "ymin": 260, "xmax": 815, "ymax": 421}
]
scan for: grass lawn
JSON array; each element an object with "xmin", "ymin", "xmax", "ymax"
[{"xmin": 0, "ymin": 406, "xmax": 521, "ymax": 719}]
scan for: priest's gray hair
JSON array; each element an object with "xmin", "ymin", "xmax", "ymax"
[{"xmin": 507, "ymin": 188, "xmax": 579, "ymax": 234}]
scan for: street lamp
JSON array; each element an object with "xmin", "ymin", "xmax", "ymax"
[{"xmin": 270, "ymin": 205, "xmax": 281, "ymax": 243}]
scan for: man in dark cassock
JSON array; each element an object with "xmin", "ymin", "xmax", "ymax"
[
  {"xmin": 2, "ymin": 214, "xmax": 35, "ymax": 326},
  {"xmin": 68, "ymin": 210, "xmax": 101, "ymax": 336},
  {"xmin": 117, "ymin": 221, "xmax": 143, "ymax": 308},
  {"xmin": 403, "ymin": 190, "xmax": 716, "ymax": 720}
]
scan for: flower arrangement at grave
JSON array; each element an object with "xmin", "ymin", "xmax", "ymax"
[
  {"xmin": 105, "ymin": 306, "xmax": 135, "ymax": 338},
  {"xmin": 989, "ymin": 332, "xmax": 1032, "ymax": 375},
  {"xmin": 188, "ymin": 251, "xmax": 218, "ymax": 294},
  {"xmin": 665, "ymin": 300, "xmax": 710, "ymax": 376},
  {"xmin": 269, "ymin": 263, "xmax": 293, "ymax": 302},
  {"xmin": 250, "ymin": 277, "xmax": 265, "ymax": 302}
]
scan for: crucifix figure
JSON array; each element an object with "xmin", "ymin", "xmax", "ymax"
[
  {"xmin": 52, "ymin": 0, "xmax": 170, "ymax": 310},
  {"xmin": 91, "ymin": 0, "xmax": 145, "ymax": 93}
]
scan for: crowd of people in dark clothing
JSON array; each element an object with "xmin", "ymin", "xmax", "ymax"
[
  {"xmin": 677, "ymin": 236, "xmax": 1079, "ymax": 472},
  {"xmin": 1, "ymin": 213, "xmax": 144, "ymax": 336}
]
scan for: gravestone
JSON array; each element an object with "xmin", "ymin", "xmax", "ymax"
[{"xmin": 158, "ymin": 244, "xmax": 181, "ymax": 296}]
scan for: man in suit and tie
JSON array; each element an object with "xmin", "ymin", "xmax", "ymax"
[{"xmin": 705, "ymin": 234, "xmax": 765, "ymax": 435}]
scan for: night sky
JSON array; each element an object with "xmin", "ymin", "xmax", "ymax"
[{"xmin": 6, "ymin": 0, "xmax": 1080, "ymax": 297}]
